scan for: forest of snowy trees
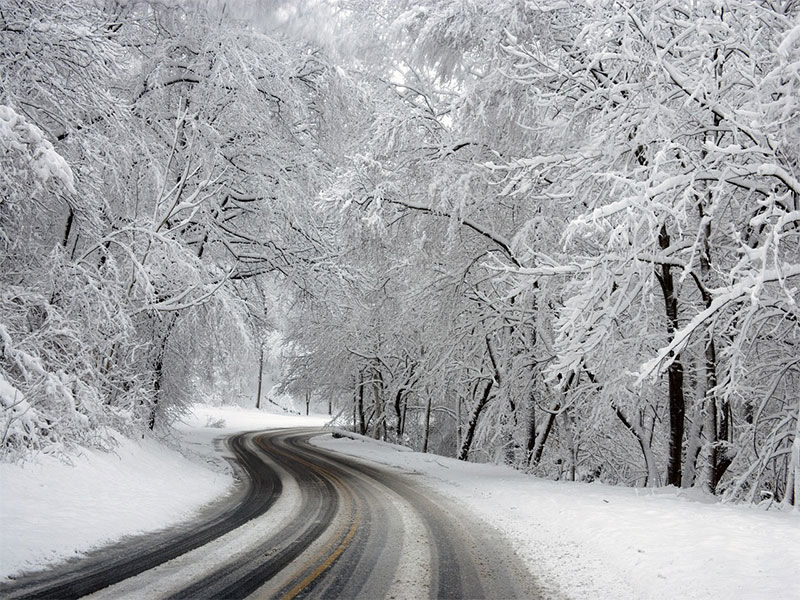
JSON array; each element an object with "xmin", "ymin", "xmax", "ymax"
[{"xmin": 1, "ymin": 0, "xmax": 799, "ymax": 507}]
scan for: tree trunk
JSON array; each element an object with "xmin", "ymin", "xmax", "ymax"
[
  {"xmin": 402, "ymin": 397, "xmax": 409, "ymax": 441},
  {"xmin": 657, "ymin": 224, "xmax": 686, "ymax": 487},
  {"xmin": 525, "ymin": 388, "xmax": 537, "ymax": 459},
  {"xmin": 458, "ymin": 379, "xmax": 494, "ymax": 461},
  {"xmin": 357, "ymin": 371, "xmax": 366, "ymax": 435},
  {"xmin": 371, "ymin": 367, "xmax": 386, "ymax": 440},
  {"xmin": 456, "ymin": 394, "xmax": 462, "ymax": 457},
  {"xmin": 422, "ymin": 393, "xmax": 432, "ymax": 453},
  {"xmin": 709, "ymin": 334, "xmax": 733, "ymax": 492},
  {"xmin": 149, "ymin": 352, "xmax": 164, "ymax": 431},
  {"xmin": 255, "ymin": 345, "xmax": 264, "ymax": 409},
  {"xmin": 148, "ymin": 313, "xmax": 178, "ymax": 430},
  {"xmin": 697, "ymin": 61, "xmax": 732, "ymax": 493},
  {"xmin": 394, "ymin": 388, "xmax": 404, "ymax": 442},
  {"xmin": 529, "ymin": 403, "xmax": 558, "ymax": 467},
  {"xmin": 530, "ymin": 372, "xmax": 575, "ymax": 467},
  {"xmin": 62, "ymin": 206, "xmax": 74, "ymax": 249},
  {"xmin": 682, "ymin": 396, "xmax": 704, "ymax": 489},
  {"xmin": 561, "ymin": 409, "xmax": 577, "ymax": 481},
  {"xmin": 613, "ymin": 404, "xmax": 660, "ymax": 487},
  {"xmin": 394, "ymin": 363, "xmax": 414, "ymax": 442},
  {"xmin": 504, "ymin": 397, "xmax": 518, "ymax": 465}
]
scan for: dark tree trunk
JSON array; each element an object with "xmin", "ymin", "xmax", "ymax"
[
  {"xmin": 147, "ymin": 313, "xmax": 178, "ymax": 431},
  {"xmin": 504, "ymin": 397, "xmax": 518, "ymax": 465},
  {"xmin": 402, "ymin": 398, "xmax": 409, "ymax": 441},
  {"xmin": 352, "ymin": 390, "xmax": 357, "ymax": 431},
  {"xmin": 525, "ymin": 389, "xmax": 537, "ymax": 458},
  {"xmin": 62, "ymin": 206, "xmax": 74, "ymax": 248},
  {"xmin": 657, "ymin": 224, "xmax": 686, "ymax": 487},
  {"xmin": 529, "ymin": 403, "xmax": 558, "ymax": 467},
  {"xmin": 458, "ymin": 337, "xmax": 501, "ymax": 461},
  {"xmin": 149, "ymin": 351, "xmax": 164, "ymax": 430},
  {"xmin": 458, "ymin": 378, "xmax": 494, "ymax": 461},
  {"xmin": 530, "ymin": 371, "xmax": 575, "ymax": 467},
  {"xmin": 357, "ymin": 371, "xmax": 366, "ymax": 435},
  {"xmin": 255, "ymin": 346, "xmax": 264, "ymax": 409},
  {"xmin": 666, "ymin": 360, "xmax": 685, "ymax": 486},
  {"xmin": 561, "ymin": 409, "xmax": 577, "ymax": 481},
  {"xmin": 422, "ymin": 394, "xmax": 432, "ymax": 453},
  {"xmin": 456, "ymin": 394, "xmax": 463, "ymax": 456},
  {"xmin": 394, "ymin": 388, "xmax": 404, "ymax": 441}
]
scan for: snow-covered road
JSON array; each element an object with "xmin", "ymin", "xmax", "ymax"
[
  {"xmin": 2, "ymin": 404, "xmax": 798, "ymax": 599},
  {"xmin": 3, "ymin": 428, "xmax": 542, "ymax": 599}
]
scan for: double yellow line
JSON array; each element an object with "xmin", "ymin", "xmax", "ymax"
[
  {"xmin": 258, "ymin": 436, "xmax": 362, "ymax": 600},
  {"xmin": 280, "ymin": 502, "xmax": 360, "ymax": 600}
]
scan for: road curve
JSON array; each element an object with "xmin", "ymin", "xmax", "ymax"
[
  {"xmin": 1, "ymin": 428, "xmax": 546, "ymax": 599},
  {"xmin": 0, "ymin": 433, "xmax": 283, "ymax": 600}
]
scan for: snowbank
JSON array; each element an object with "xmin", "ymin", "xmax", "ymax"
[
  {"xmin": 313, "ymin": 431, "xmax": 800, "ymax": 600},
  {"xmin": 0, "ymin": 432, "xmax": 229, "ymax": 580}
]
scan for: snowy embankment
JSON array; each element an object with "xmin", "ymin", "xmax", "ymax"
[
  {"xmin": 313, "ymin": 432, "xmax": 800, "ymax": 600},
  {"xmin": 0, "ymin": 404, "xmax": 328, "ymax": 581}
]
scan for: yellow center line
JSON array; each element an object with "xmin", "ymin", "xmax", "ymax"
[
  {"xmin": 280, "ymin": 505, "xmax": 361, "ymax": 600},
  {"xmin": 257, "ymin": 436, "xmax": 363, "ymax": 600}
]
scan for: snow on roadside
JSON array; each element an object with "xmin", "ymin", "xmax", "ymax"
[
  {"xmin": 0, "ymin": 404, "xmax": 329, "ymax": 581},
  {"xmin": 0, "ymin": 432, "xmax": 230, "ymax": 581},
  {"xmin": 313, "ymin": 432, "xmax": 800, "ymax": 600},
  {"xmin": 180, "ymin": 403, "xmax": 329, "ymax": 433}
]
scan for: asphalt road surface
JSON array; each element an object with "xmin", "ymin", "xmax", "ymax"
[{"xmin": 1, "ymin": 428, "xmax": 545, "ymax": 599}]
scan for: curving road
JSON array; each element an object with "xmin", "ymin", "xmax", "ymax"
[{"xmin": 1, "ymin": 429, "xmax": 545, "ymax": 599}]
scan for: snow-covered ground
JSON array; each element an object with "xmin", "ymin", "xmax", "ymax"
[
  {"xmin": 313, "ymin": 431, "xmax": 800, "ymax": 600},
  {"xmin": 2, "ymin": 404, "xmax": 798, "ymax": 599},
  {"xmin": 0, "ymin": 404, "xmax": 328, "ymax": 581}
]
